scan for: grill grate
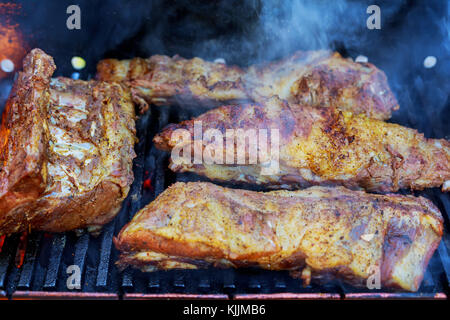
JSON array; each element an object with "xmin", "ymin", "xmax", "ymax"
[{"xmin": 0, "ymin": 104, "xmax": 448, "ymax": 300}]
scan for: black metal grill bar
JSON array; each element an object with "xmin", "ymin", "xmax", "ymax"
[
  {"xmin": 120, "ymin": 111, "xmax": 151, "ymax": 291},
  {"xmin": 141, "ymin": 108, "xmax": 169, "ymax": 292},
  {"xmin": 0, "ymin": 257, "xmax": 9, "ymax": 290},
  {"xmin": 148, "ymin": 275, "xmax": 160, "ymax": 290},
  {"xmin": 17, "ymin": 233, "xmax": 42, "ymax": 289},
  {"xmin": 0, "ymin": 236, "xmax": 16, "ymax": 290},
  {"xmin": 422, "ymin": 269, "xmax": 436, "ymax": 291},
  {"xmin": 173, "ymin": 271, "xmax": 185, "ymax": 289},
  {"xmin": 43, "ymin": 234, "xmax": 66, "ymax": 289},
  {"xmin": 438, "ymin": 237, "xmax": 450, "ymax": 289},
  {"xmin": 72, "ymin": 233, "xmax": 89, "ymax": 284},
  {"xmin": 274, "ymin": 278, "xmax": 287, "ymax": 290},
  {"xmin": 96, "ymin": 221, "xmax": 115, "ymax": 289},
  {"xmin": 223, "ymin": 269, "xmax": 236, "ymax": 293},
  {"xmin": 438, "ymin": 193, "xmax": 450, "ymax": 225},
  {"xmin": 121, "ymin": 271, "xmax": 133, "ymax": 291}
]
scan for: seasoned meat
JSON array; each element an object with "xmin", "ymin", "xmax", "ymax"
[
  {"xmin": 0, "ymin": 49, "xmax": 54, "ymax": 234},
  {"xmin": 115, "ymin": 182, "xmax": 443, "ymax": 292},
  {"xmin": 246, "ymin": 51, "xmax": 398, "ymax": 120},
  {"xmin": 96, "ymin": 50, "xmax": 398, "ymax": 120},
  {"xmin": 96, "ymin": 54, "xmax": 248, "ymax": 113},
  {"xmin": 0, "ymin": 49, "xmax": 137, "ymax": 235},
  {"xmin": 154, "ymin": 96, "xmax": 450, "ymax": 193}
]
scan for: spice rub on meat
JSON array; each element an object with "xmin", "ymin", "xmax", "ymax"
[
  {"xmin": 154, "ymin": 96, "xmax": 450, "ymax": 193},
  {"xmin": 97, "ymin": 50, "xmax": 398, "ymax": 120},
  {"xmin": 0, "ymin": 49, "xmax": 137, "ymax": 235},
  {"xmin": 115, "ymin": 182, "xmax": 443, "ymax": 292}
]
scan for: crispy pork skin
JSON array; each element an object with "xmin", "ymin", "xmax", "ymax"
[
  {"xmin": 0, "ymin": 49, "xmax": 137, "ymax": 235},
  {"xmin": 154, "ymin": 97, "xmax": 450, "ymax": 193},
  {"xmin": 115, "ymin": 182, "xmax": 443, "ymax": 292},
  {"xmin": 96, "ymin": 51, "xmax": 398, "ymax": 120}
]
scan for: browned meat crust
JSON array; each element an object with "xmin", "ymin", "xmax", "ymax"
[
  {"xmin": 96, "ymin": 55, "xmax": 248, "ymax": 113},
  {"xmin": 0, "ymin": 49, "xmax": 137, "ymax": 235},
  {"xmin": 246, "ymin": 51, "xmax": 398, "ymax": 120},
  {"xmin": 96, "ymin": 50, "xmax": 398, "ymax": 120},
  {"xmin": 115, "ymin": 182, "xmax": 443, "ymax": 292},
  {"xmin": 0, "ymin": 49, "xmax": 54, "ymax": 234},
  {"xmin": 154, "ymin": 97, "xmax": 450, "ymax": 193}
]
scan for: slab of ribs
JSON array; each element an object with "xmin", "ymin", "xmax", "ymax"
[
  {"xmin": 115, "ymin": 182, "xmax": 443, "ymax": 292},
  {"xmin": 153, "ymin": 96, "xmax": 450, "ymax": 193},
  {"xmin": 97, "ymin": 50, "xmax": 398, "ymax": 120},
  {"xmin": 0, "ymin": 49, "xmax": 136, "ymax": 235}
]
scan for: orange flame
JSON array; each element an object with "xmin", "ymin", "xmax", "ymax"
[
  {"xmin": 0, "ymin": 235, "xmax": 5, "ymax": 253},
  {"xmin": 15, "ymin": 232, "xmax": 27, "ymax": 268}
]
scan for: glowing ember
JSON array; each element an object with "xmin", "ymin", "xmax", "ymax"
[
  {"xmin": 43, "ymin": 232, "xmax": 53, "ymax": 239},
  {"xmin": 0, "ymin": 235, "xmax": 5, "ymax": 253},
  {"xmin": 143, "ymin": 178, "xmax": 153, "ymax": 190},
  {"xmin": 15, "ymin": 232, "xmax": 27, "ymax": 268}
]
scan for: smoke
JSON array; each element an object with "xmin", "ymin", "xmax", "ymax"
[
  {"xmin": 129, "ymin": 0, "xmax": 409, "ymax": 64},
  {"xmin": 254, "ymin": 0, "xmax": 380, "ymax": 60},
  {"xmin": 0, "ymin": 0, "xmax": 449, "ymax": 137},
  {"xmin": 445, "ymin": 1, "xmax": 450, "ymax": 52},
  {"xmin": 123, "ymin": 0, "xmax": 450, "ymax": 138}
]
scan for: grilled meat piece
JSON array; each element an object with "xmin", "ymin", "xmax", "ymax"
[
  {"xmin": 0, "ymin": 49, "xmax": 137, "ymax": 235},
  {"xmin": 96, "ymin": 50, "xmax": 398, "ymax": 120},
  {"xmin": 246, "ymin": 51, "xmax": 398, "ymax": 120},
  {"xmin": 0, "ymin": 49, "xmax": 54, "ymax": 234},
  {"xmin": 96, "ymin": 54, "xmax": 248, "ymax": 112},
  {"xmin": 154, "ymin": 97, "xmax": 450, "ymax": 193},
  {"xmin": 115, "ymin": 182, "xmax": 443, "ymax": 292}
]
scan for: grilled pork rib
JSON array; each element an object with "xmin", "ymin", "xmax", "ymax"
[
  {"xmin": 115, "ymin": 182, "xmax": 443, "ymax": 292},
  {"xmin": 0, "ymin": 49, "xmax": 55, "ymax": 234},
  {"xmin": 97, "ymin": 50, "xmax": 398, "ymax": 120},
  {"xmin": 154, "ymin": 97, "xmax": 450, "ymax": 193},
  {"xmin": 0, "ymin": 49, "xmax": 137, "ymax": 235}
]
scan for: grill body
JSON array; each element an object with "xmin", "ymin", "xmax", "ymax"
[{"xmin": 0, "ymin": 0, "xmax": 449, "ymax": 300}]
